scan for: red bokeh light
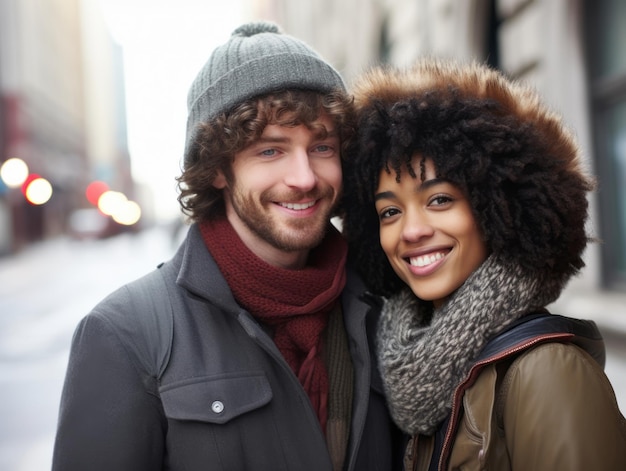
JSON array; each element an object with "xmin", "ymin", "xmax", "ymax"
[
  {"xmin": 21, "ymin": 173, "xmax": 41, "ymax": 196},
  {"xmin": 85, "ymin": 180, "xmax": 110, "ymax": 206}
]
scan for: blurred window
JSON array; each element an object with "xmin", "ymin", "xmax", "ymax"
[{"xmin": 586, "ymin": 0, "xmax": 626, "ymax": 289}]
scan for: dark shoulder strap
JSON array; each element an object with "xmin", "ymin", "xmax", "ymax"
[
  {"xmin": 488, "ymin": 311, "xmax": 605, "ymax": 430},
  {"xmin": 477, "ymin": 311, "xmax": 605, "ymax": 367}
]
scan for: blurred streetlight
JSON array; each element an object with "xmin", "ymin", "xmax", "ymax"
[
  {"xmin": 97, "ymin": 190, "xmax": 127, "ymax": 216},
  {"xmin": 24, "ymin": 177, "xmax": 53, "ymax": 205},
  {"xmin": 112, "ymin": 200, "xmax": 141, "ymax": 226},
  {"xmin": 1, "ymin": 158, "xmax": 29, "ymax": 188},
  {"xmin": 85, "ymin": 180, "xmax": 110, "ymax": 206}
]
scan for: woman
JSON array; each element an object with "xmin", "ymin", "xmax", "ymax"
[{"xmin": 342, "ymin": 58, "xmax": 626, "ymax": 470}]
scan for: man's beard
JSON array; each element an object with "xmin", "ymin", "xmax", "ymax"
[{"xmin": 227, "ymin": 185, "xmax": 338, "ymax": 252}]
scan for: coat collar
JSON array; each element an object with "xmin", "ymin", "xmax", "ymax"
[
  {"xmin": 173, "ymin": 223, "xmax": 377, "ymax": 339},
  {"xmin": 175, "ymin": 223, "xmax": 240, "ymax": 315}
]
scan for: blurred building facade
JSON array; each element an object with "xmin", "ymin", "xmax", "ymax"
[
  {"xmin": 0, "ymin": 0, "xmax": 132, "ymax": 253},
  {"xmin": 256, "ymin": 0, "xmax": 626, "ymax": 318}
]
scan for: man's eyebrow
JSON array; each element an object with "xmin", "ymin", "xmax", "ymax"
[
  {"xmin": 311, "ymin": 128, "xmax": 338, "ymax": 140},
  {"xmin": 255, "ymin": 135, "xmax": 290, "ymax": 144},
  {"xmin": 256, "ymin": 128, "xmax": 338, "ymax": 144}
]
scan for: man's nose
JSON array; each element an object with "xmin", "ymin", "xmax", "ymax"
[{"xmin": 283, "ymin": 150, "xmax": 317, "ymax": 191}]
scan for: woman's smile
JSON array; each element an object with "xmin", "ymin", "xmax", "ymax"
[{"xmin": 375, "ymin": 157, "xmax": 488, "ymax": 307}]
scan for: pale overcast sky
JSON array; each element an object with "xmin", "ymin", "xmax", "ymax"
[{"xmin": 97, "ymin": 0, "xmax": 246, "ymax": 220}]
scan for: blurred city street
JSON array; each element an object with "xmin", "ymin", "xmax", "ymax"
[
  {"xmin": 0, "ymin": 224, "xmax": 625, "ymax": 471},
  {"xmin": 0, "ymin": 224, "xmax": 180, "ymax": 471}
]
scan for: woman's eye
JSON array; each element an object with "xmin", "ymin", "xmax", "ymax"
[
  {"xmin": 379, "ymin": 207, "xmax": 400, "ymax": 220},
  {"xmin": 429, "ymin": 195, "xmax": 453, "ymax": 206}
]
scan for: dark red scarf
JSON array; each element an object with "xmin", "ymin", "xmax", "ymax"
[{"xmin": 200, "ymin": 217, "xmax": 347, "ymax": 431}]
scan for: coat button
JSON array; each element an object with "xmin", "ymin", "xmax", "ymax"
[{"xmin": 211, "ymin": 401, "xmax": 224, "ymax": 414}]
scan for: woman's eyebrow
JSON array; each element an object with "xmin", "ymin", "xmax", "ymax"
[
  {"xmin": 374, "ymin": 177, "xmax": 449, "ymax": 202},
  {"xmin": 417, "ymin": 178, "xmax": 448, "ymax": 191},
  {"xmin": 374, "ymin": 191, "xmax": 395, "ymax": 202}
]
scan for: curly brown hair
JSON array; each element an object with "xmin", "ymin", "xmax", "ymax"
[
  {"xmin": 341, "ymin": 59, "xmax": 594, "ymax": 297},
  {"xmin": 177, "ymin": 89, "xmax": 355, "ymax": 222}
]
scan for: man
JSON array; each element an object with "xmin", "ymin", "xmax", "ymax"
[{"xmin": 52, "ymin": 22, "xmax": 401, "ymax": 470}]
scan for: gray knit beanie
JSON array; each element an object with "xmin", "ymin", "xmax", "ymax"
[{"xmin": 183, "ymin": 21, "xmax": 346, "ymax": 166}]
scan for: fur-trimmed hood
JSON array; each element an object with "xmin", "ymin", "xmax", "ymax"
[
  {"xmin": 342, "ymin": 58, "xmax": 594, "ymax": 297},
  {"xmin": 353, "ymin": 59, "xmax": 578, "ymax": 162}
]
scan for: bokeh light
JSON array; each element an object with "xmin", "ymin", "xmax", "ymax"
[
  {"xmin": 24, "ymin": 177, "xmax": 53, "ymax": 205},
  {"xmin": 112, "ymin": 200, "xmax": 141, "ymax": 226},
  {"xmin": 97, "ymin": 190, "xmax": 127, "ymax": 216},
  {"xmin": 21, "ymin": 174, "xmax": 41, "ymax": 195},
  {"xmin": 85, "ymin": 180, "xmax": 110, "ymax": 206},
  {"xmin": 1, "ymin": 158, "xmax": 29, "ymax": 188}
]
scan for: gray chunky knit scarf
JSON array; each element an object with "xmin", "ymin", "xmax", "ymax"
[{"xmin": 377, "ymin": 255, "xmax": 564, "ymax": 435}]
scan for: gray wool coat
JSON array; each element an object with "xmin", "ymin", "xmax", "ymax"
[{"xmin": 52, "ymin": 224, "xmax": 402, "ymax": 470}]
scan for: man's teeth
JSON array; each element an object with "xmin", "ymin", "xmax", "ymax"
[
  {"xmin": 409, "ymin": 252, "xmax": 445, "ymax": 267},
  {"xmin": 280, "ymin": 201, "xmax": 315, "ymax": 210}
]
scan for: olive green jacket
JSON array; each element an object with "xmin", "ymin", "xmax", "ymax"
[{"xmin": 407, "ymin": 316, "xmax": 626, "ymax": 470}]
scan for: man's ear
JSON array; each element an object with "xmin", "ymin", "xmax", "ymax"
[{"xmin": 213, "ymin": 170, "xmax": 227, "ymax": 189}]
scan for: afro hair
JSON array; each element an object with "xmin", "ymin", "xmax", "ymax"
[{"xmin": 341, "ymin": 58, "xmax": 594, "ymax": 297}]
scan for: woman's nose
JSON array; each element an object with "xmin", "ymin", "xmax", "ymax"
[{"xmin": 401, "ymin": 211, "xmax": 434, "ymax": 242}]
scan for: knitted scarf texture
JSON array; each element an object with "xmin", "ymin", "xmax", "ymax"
[
  {"xmin": 377, "ymin": 254, "xmax": 564, "ymax": 435},
  {"xmin": 200, "ymin": 217, "xmax": 347, "ymax": 431}
]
